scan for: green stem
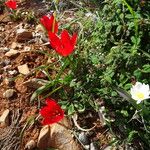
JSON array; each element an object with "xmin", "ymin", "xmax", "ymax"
[
  {"xmin": 55, "ymin": 57, "xmax": 69, "ymax": 82},
  {"xmin": 42, "ymin": 85, "xmax": 63, "ymax": 99},
  {"xmin": 54, "ymin": 0, "xmax": 59, "ymax": 12},
  {"xmin": 67, "ymin": 56, "xmax": 76, "ymax": 70}
]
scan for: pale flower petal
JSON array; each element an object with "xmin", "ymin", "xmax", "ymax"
[{"xmin": 130, "ymin": 81, "xmax": 150, "ymax": 103}]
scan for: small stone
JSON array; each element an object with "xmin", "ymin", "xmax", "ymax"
[
  {"xmin": 3, "ymin": 47, "xmax": 10, "ymax": 52},
  {"xmin": 24, "ymin": 24, "xmax": 30, "ymax": 29},
  {"xmin": 24, "ymin": 46, "xmax": 31, "ymax": 51},
  {"xmin": 16, "ymin": 29, "xmax": 33, "ymax": 42},
  {"xmin": 78, "ymin": 132, "xmax": 90, "ymax": 145},
  {"xmin": 18, "ymin": 64, "xmax": 30, "ymax": 75},
  {"xmin": 15, "ymin": 77, "xmax": 27, "ymax": 93},
  {"xmin": 0, "ymin": 109, "xmax": 10, "ymax": 126},
  {"xmin": 5, "ymin": 49, "xmax": 18, "ymax": 57},
  {"xmin": 90, "ymin": 142, "xmax": 99, "ymax": 150},
  {"xmin": 4, "ymin": 78, "xmax": 14, "ymax": 86},
  {"xmin": 11, "ymin": 42, "xmax": 17, "ymax": 49},
  {"xmin": 8, "ymin": 70, "xmax": 18, "ymax": 75},
  {"xmin": 98, "ymin": 106, "xmax": 106, "ymax": 126},
  {"xmin": 35, "ymin": 24, "xmax": 45, "ymax": 33},
  {"xmin": 3, "ymin": 65, "xmax": 12, "ymax": 71},
  {"xmin": 3, "ymin": 89, "xmax": 15, "ymax": 98},
  {"xmin": 25, "ymin": 140, "xmax": 36, "ymax": 150},
  {"xmin": 0, "ymin": 26, "xmax": 4, "ymax": 31},
  {"xmin": 3, "ymin": 59, "xmax": 11, "ymax": 66},
  {"xmin": 103, "ymin": 146, "xmax": 113, "ymax": 150},
  {"xmin": 37, "ymin": 125, "xmax": 50, "ymax": 149},
  {"xmin": 0, "ymin": 59, "xmax": 10, "ymax": 67}
]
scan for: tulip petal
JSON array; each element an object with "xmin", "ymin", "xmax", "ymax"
[
  {"xmin": 40, "ymin": 99, "xmax": 64, "ymax": 125},
  {"xmin": 61, "ymin": 30, "xmax": 72, "ymax": 50},
  {"xmin": 46, "ymin": 98, "xmax": 57, "ymax": 106},
  {"xmin": 5, "ymin": 0, "xmax": 17, "ymax": 10},
  {"xmin": 40, "ymin": 15, "xmax": 58, "ymax": 33},
  {"xmin": 60, "ymin": 30, "xmax": 75, "ymax": 56},
  {"xmin": 48, "ymin": 32, "xmax": 61, "ymax": 50}
]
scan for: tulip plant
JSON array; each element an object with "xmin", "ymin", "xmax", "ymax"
[
  {"xmin": 4, "ymin": 0, "xmax": 21, "ymax": 21},
  {"xmin": 30, "ymin": 11, "xmax": 79, "ymax": 125}
]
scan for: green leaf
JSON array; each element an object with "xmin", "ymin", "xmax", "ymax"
[
  {"xmin": 143, "ymin": 64, "xmax": 150, "ymax": 73},
  {"xmin": 134, "ymin": 69, "xmax": 142, "ymax": 78},
  {"xmin": 116, "ymin": 25, "xmax": 122, "ymax": 34},
  {"xmin": 30, "ymin": 82, "xmax": 53, "ymax": 102},
  {"xmin": 68, "ymin": 104, "xmax": 75, "ymax": 115}
]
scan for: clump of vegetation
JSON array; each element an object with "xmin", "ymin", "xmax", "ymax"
[
  {"xmin": 31, "ymin": 0, "xmax": 150, "ymax": 148},
  {"xmin": 73, "ymin": 0, "xmax": 150, "ymax": 148},
  {"xmin": 3, "ymin": 0, "xmax": 150, "ymax": 149}
]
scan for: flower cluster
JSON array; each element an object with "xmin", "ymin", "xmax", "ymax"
[{"xmin": 40, "ymin": 14, "xmax": 77, "ymax": 57}]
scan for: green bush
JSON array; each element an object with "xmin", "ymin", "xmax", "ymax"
[{"xmin": 74, "ymin": 0, "xmax": 150, "ymax": 148}]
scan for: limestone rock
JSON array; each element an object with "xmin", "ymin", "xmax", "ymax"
[
  {"xmin": 11, "ymin": 42, "xmax": 17, "ymax": 49},
  {"xmin": 5, "ymin": 49, "xmax": 18, "ymax": 57},
  {"xmin": 24, "ymin": 46, "xmax": 31, "ymax": 51},
  {"xmin": 37, "ymin": 125, "xmax": 50, "ymax": 149},
  {"xmin": 78, "ymin": 132, "xmax": 90, "ymax": 145},
  {"xmin": 48, "ymin": 118, "xmax": 81, "ymax": 150},
  {"xmin": 37, "ymin": 118, "xmax": 82, "ymax": 150},
  {"xmin": 16, "ymin": 29, "xmax": 33, "ymax": 42},
  {"xmin": 90, "ymin": 142, "xmax": 99, "ymax": 150},
  {"xmin": 18, "ymin": 64, "xmax": 30, "ymax": 75},
  {"xmin": 3, "ymin": 89, "xmax": 15, "ymax": 98},
  {"xmin": 25, "ymin": 140, "xmax": 36, "ymax": 150},
  {"xmin": 15, "ymin": 77, "xmax": 27, "ymax": 93},
  {"xmin": 1, "ymin": 47, "xmax": 10, "ymax": 52},
  {"xmin": 8, "ymin": 70, "xmax": 18, "ymax": 75},
  {"xmin": 0, "ymin": 109, "xmax": 10, "ymax": 126}
]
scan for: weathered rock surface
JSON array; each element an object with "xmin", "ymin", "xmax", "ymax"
[
  {"xmin": 18, "ymin": 64, "xmax": 30, "ymax": 75},
  {"xmin": 3, "ymin": 89, "xmax": 15, "ymax": 98},
  {"xmin": 37, "ymin": 125, "xmax": 50, "ymax": 149},
  {"xmin": 0, "ymin": 109, "xmax": 10, "ymax": 126},
  {"xmin": 25, "ymin": 140, "xmax": 36, "ymax": 150},
  {"xmin": 16, "ymin": 29, "xmax": 33, "ymax": 42},
  {"xmin": 78, "ymin": 132, "xmax": 90, "ymax": 145},
  {"xmin": 90, "ymin": 142, "xmax": 99, "ymax": 150},
  {"xmin": 37, "ymin": 118, "xmax": 82, "ymax": 150},
  {"xmin": 11, "ymin": 42, "xmax": 17, "ymax": 49},
  {"xmin": 5, "ymin": 49, "xmax": 18, "ymax": 57}
]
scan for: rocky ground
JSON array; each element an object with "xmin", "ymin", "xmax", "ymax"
[{"xmin": 0, "ymin": 1, "xmax": 112, "ymax": 150}]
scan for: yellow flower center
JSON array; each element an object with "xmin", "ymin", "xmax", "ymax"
[{"xmin": 136, "ymin": 92, "xmax": 144, "ymax": 99}]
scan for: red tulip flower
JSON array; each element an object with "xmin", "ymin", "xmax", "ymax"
[
  {"xmin": 5, "ymin": 0, "xmax": 17, "ymax": 10},
  {"xmin": 40, "ymin": 14, "xmax": 58, "ymax": 33},
  {"xmin": 40, "ymin": 98, "xmax": 64, "ymax": 125},
  {"xmin": 48, "ymin": 30, "xmax": 77, "ymax": 57}
]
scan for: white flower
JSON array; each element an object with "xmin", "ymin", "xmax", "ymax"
[{"xmin": 130, "ymin": 82, "xmax": 150, "ymax": 104}]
